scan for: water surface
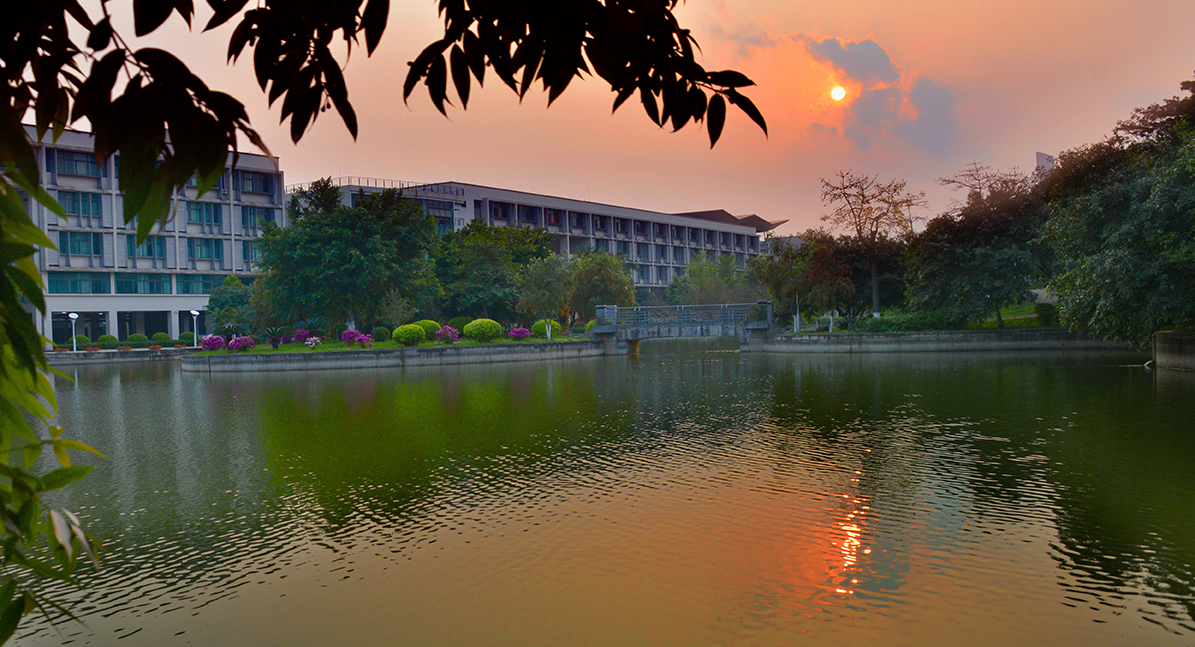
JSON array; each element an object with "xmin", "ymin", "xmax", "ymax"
[{"xmin": 17, "ymin": 345, "xmax": 1194, "ymax": 646}]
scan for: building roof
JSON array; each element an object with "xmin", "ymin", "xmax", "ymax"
[{"xmin": 670, "ymin": 209, "xmax": 787, "ymax": 233}]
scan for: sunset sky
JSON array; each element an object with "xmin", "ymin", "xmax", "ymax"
[{"xmin": 140, "ymin": 0, "xmax": 1195, "ymax": 234}]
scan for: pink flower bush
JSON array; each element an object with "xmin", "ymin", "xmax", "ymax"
[
  {"xmin": 228, "ymin": 336, "xmax": 256, "ymax": 352},
  {"xmin": 305, "ymin": 336, "xmax": 323, "ymax": 349},
  {"xmin": 435, "ymin": 325, "xmax": 460, "ymax": 344},
  {"xmin": 291, "ymin": 329, "xmax": 311, "ymax": 343},
  {"xmin": 200, "ymin": 334, "xmax": 225, "ymax": 351},
  {"xmin": 340, "ymin": 329, "xmax": 373, "ymax": 348},
  {"xmin": 508, "ymin": 327, "xmax": 531, "ymax": 340}
]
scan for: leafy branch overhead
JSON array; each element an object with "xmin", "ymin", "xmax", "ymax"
[{"xmin": 402, "ymin": 0, "xmax": 767, "ymax": 147}]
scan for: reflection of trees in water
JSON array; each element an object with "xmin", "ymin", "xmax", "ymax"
[{"xmin": 760, "ymin": 351, "xmax": 1195, "ymax": 631}]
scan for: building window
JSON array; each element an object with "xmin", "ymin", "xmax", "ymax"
[
  {"xmin": 242, "ymin": 240, "xmax": 260, "ymax": 264},
  {"xmin": 706, "ymin": 231, "xmax": 717, "ymax": 245},
  {"xmin": 735, "ymin": 234, "xmax": 745, "ymax": 248},
  {"xmin": 115, "ymin": 273, "xmax": 171, "ymax": 294},
  {"xmin": 658, "ymin": 266, "xmax": 669, "ymax": 284},
  {"xmin": 654, "ymin": 244, "xmax": 666, "ymax": 262},
  {"xmin": 545, "ymin": 209, "xmax": 563, "ymax": 227},
  {"xmin": 615, "ymin": 218, "xmax": 628, "ymax": 234},
  {"xmin": 570, "ymin": 212, "xmax": 587, "ymax": 228},
  {"xmin": 594, "ymin": 216, "xmax": 607, "ymax": 231},
  {"xmin": 59, "ymin": 191, "xmax": 103, "ymax": 226},
  {"xmin": 736, "ymin": 253, "xmax": 745, "ymax": 266},
  {"xmin": 187, "ymin": 237, "xmax": 224, "ymax": 261},
  {"xmin": 616, "ymin": 240, "xmax": 630, "ymax": 256},
  {"xmin": 518, "ymin": 205, "xmax": 538, "ymax": 225},
  {"xmin": 176, "ymin": 274, "xmax": 227, "ymax": 295},
  {"xmin": 633, "ymin": 220, "xmax": 646, "ymax": 236},
  {"xmin": 242, "ymin": 171, "xmax": 274, "ymax": 194},
  {"xmin": 671, "ymin": 226, "xmax": 684, "ymax": 241},
  {"xmin": 673, "ymin": 246, "xmax": 685, "ymax": 264},
  {"xmin": 637, "ymin": 265, "xmax": 650, "ymax": 282},
  {"xmin": 242, "ymin": 205, "xmax": 277, "ymax": 231},
  {"xmin": 55, "ymin": 150, "xmax": 104, "ymax": 177},
  {"xmin": 636, "ymin": 242, "xmax": 650, "ymax": 261},
  {"xmin": 491, "ymin": 202, "xmax": 513, "ymax": 220},
  {"xmin": 654, "ymin": 223, "xmax": 667, "ymax": 238},
  {"xmin": 721, "ymin": 232, "xmax": 731, "ymax": 247},
  {"xmin": 48, "ymin": 272, "xmax": 109, "ymax": 294},
  {"xmin": 187, "ymin": 201, "xmax": 223, "ymax": 226},
  {"xmin": 126, "ymin": 235, "xmax": 166, "ymax": 259},
  {"xmin": 595, "ymin": 239, "xmax": 610, "ymax": 252},
  {"xmin": 58, "ymin": 231, "xmax": 104, "ymax": 262}
]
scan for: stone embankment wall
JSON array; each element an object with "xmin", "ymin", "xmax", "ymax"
[
  {"xmin": 49, "ymin": 347, "xmax": 200, "ymax": 366},
  {"xmin": 743, "ymin": 328, "xmax": 1133, "ymax": 354},
  {"xmin": 1154, "ymin": 332, "xmax": 1195, "ymax": 371},
  {"xmin": 181, "ymin": 341, "xmax": 606, "ymax": 373}
]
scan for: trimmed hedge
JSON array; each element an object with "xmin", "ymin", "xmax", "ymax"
[
  {"xmin": 127, "ymin": 333, "xmax": 149, "ymax": 342},
  {"xmin": 371, "ymin": 325, "xmax": 391, "ymax": 342},
  {"xmin": 448, "ymin": 316, "xmax": 472, "ymax": 332},
  {"xmin": 179, "ymin": 332, "xmax": 195, "ymax": 343},
  {"xmin": 151, "ymin": 332, "xmax": 171, "ymax": 343},
  {"xmin": 97, "ymin": 334, "xmax": 118, "ymax": 344},
  {"xmin": 531, "ymin": 320, "xmax": 562, "ymax": 338},
  {"xmin": 463, "ymin": 318, "xmax": 502, "ymax": 342},
  {"xmin": 68, "ymin": 335, "xmax": 90, "ymax": 346},
  {"xmin": 393, "ymin": 324, "xmax": 426, "ymax": 346},
  {"xmin": 414, "ymin": 319, "xmax": 441, "ymax": 338}
]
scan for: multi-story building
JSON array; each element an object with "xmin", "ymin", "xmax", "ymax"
[
  {"xmin": 288, "ymin": 178, "xmax": 786, "ymax": 290},
  {"xmin": 23, "ymin": 127, "xmax": 286, "ymax": 344}
]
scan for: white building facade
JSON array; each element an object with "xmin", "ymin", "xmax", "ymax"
[
  {"xmin": 287, "ymin": 178, "xmax": 785, "ymax": 290},
  {"xmin": 25, "ymin": 127, "xmax": 286, "ymax": 344}
]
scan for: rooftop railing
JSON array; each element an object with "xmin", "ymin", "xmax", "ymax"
[{"xmin": 284, "ymin": 177, "xmax": 464, "ymax": 197}]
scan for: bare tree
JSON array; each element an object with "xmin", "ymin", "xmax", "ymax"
[{"xmin": 821, "ymin": 171, "xmax": 926, "ymax": 316}]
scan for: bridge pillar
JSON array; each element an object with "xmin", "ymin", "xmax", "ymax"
[{"xmin": 626, "ymin": 339, "xmax": 639, "ymax": 356}]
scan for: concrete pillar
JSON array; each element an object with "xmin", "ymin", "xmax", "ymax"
[
  {"xmin": 107, "ymin": 310, "xmax": 118, "ymax": 339},
  {"xmin": 563, "ymin": 235, "xmax": 571, "ymax": 258},
  {"xmin": 168, "ymin": 311, "xmax": 180, "ymax": 339},
  {"xmin": 43, "ymin": 310, "xmax": 54, "ymax": 347}
]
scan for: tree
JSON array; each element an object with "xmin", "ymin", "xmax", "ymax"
[
  {"xmin": 517, "ymin": 255, "xmax": 575, "ymax": 324},
  {"xmin": 682, "ymin": 252, "xmax": 758, "ymax": 304},
  {"xmin": 437, "ymin": 222, "xmax": 551, "ymax": 320},
  {"xmin": 1040, "ymin": 77, "xmax": 1195, "ymax": 345},
  {"xmin": 257, "ymin": 188, "xmax": 438, "ymax": 328},
  {"xmin": 821, "ymin": 171, "xmax": 925, "ymax": 316},
  {"xmin": 568, "ymin": 249, "xmax": 635, "ymax": 319},
  {"xmin": 205, "ymin": 275, "xmax": 253, "ymax": 333},
  {"xmin": 748, "ymin": 232, "xmax": 852, "ymax": 321},
  {"xmin": 287, "ymin": 178, "xmax": 344, "ymax": 221},
  {"xmin": 905, "ymin": 165, "xmax": 1045, "ymax": 327}
]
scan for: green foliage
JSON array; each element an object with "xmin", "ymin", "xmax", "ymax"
[
  {"xmin": 531, "ymin": 320, "xmax": 562, "ymax": 338},
  {"xmin": 586, "ymin": 319, "xmax": 596, "ymax": 332},
  {"xmin": 517, "ymin": 255, "xmax": 574, "ymax": 323},
  {"xmin": 1034, "ymin": 303, "xmax": 1059, "ymax": 327},
  {"xmin": 462, "ymin": 318, "xmax": 502, "ymax": 342},
  {"xmin": 376, "ymin": 288, "xmax": 415, "ymax": 329},
  {"xmin": 682, "ymin": 252, "xmax": 759, "ymax": 304},
  {"xmin": 179, "ymin": 332, "xmax": 195, "ymax": 343},
  {"xmin": 448, "ymin": 316, "xmax": 473, "ymax": 332},
  {"xmin": 437, "ymin": 222, "xmax": 549, "ymax": 320},
  {"xmin": 127, "ymin": 333, "xmax": 149, "ymax": 343},
  {"xmin": 414, "ymin": 320, "xmax": 441, "ymax": 338},
  {"xmin": 568, "ymin": 249, "xmax": 635, "ymax": 319},
  {"xmin": 749, "ymin": 232, "xmax": 852, "ymax": 317},
  {"xmin": 151, "ymin": 332, "xmax": 171, "ymax": 343},
  {"xmin": 851, "ymin": 311, "xmax": 957, "ymax": 332},
  {"xmin": 370, "ymin": 326, "xmax": 391, "ymax": 342},
  {"xmin": 68, "ymin": 335, "xmax": 90, "ymax": 346},
  {"xmin": 392, "ymin": 324, "xmax": 426, "ymax": 346},
  {"xmin": 258, "ymin": 188, "xmax": 439, "ymax": 326},
  {"xmin": 96, "ymin": 334, "xmax": 118, "ymax": 345}
]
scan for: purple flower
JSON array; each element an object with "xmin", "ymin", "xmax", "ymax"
[
  {"xmin": 200, "ymin": 334, "xmax": 226, "ymax": 351},
  {"xmin": 228, "ymin": 335, "xmax": 256, "ymax": 352},
  {"xmin": 292, "ymin": 329, "xmax": 311, "ymax": 343},
  {"xmin": 341, "ymin": 328, "xmax": 360, "ymax": 345},
  {"xmin": 508, "ymin": 327, "xmax": 531, "ymax": 340},
  {"xmin": 305, "ymin": 336, "xmax": 323, "ymax": 349},
  {"xmin": 435, "ymin": 326, "xmax": 460, "ymax": 344},
  {"xmin": 355, "ymin": 333, "xmax": 373, "ymax": 349}
]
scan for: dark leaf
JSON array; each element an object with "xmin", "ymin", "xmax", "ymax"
[
  {"xmin": 450, "ymin": 45, "xmax": 471, "ymax": 108},
  {"xmin": 362, "ymin": 0, "xmax": 389, "ymax": 55},
  {"xmin": 87, "ymin": 18, "xmax": 113, "ymax": 51},
  {"xmin": 427, "ymin": 55, "xmax": 449, "ymax": 115},
  {"xmin": 707, "ymin": 93, "xmax": 726, "ymax": 147},
  {"xmin": 706, "ymin": 70, "xmax": 755, "ymax": 88},
  {"xmin": 40, "ymin": 466, "xmax": 94, "ymax": 492},
  {"xmin": 726, "ymin": 89, "xmax": 767, "ymax": 136},
  {"xmin": 640, "ymin": 87, "xmax": 660, "ymax": 126},
  {"xmin": 133, "ymin": 0, "xmax": 176, "ymax": 36},
  {"xmin": 205, "ymin": 0, "xmax": 250, "ymax": 31}
]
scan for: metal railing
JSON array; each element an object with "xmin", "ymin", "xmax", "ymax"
[
  {"xmin": 284, "ymin": 177, "xmax": 465, "ymax": 197},
  {"xmin": 597, "ymin": 302, "xmax": 768, "ymax": 327}
]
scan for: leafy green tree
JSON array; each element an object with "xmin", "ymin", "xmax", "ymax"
[
  {"xmin": 749, "ymin": 231, "xmax": 852, "ymax": 320},
  {"xmin": 287, "ymin": 178, "xmax": 343, "ymax": 221},
  {"xmin": 518, "ymin": 255, "xmax": 575, "ymax": 324},
  {"xmin": 205, "ymin": 275, "xmax": 252, "ymax": 332},
  {"xmin": 681, "ymin": 252, "xmax": 758, "ymax": 304},
  {"xmin": 906, "ymin": 165, "xmax": 1045, "ymax": 327},
  {"xmin": 1041, "ymin": 78, "xmax": 1195, "ymax": 345},
  {"xmin": 437, "ymin": 222, "xmax": 550, "ymax": 320},
  {"xmin": 821, "ymin": 172, "xmax": 925, "ymax": 316},
  {"xmin": 257, "ymin": 189, "xmax": 438, "ymax": 328},
  {"xmin": 568, "ymin": 249, "xmax": 635, "ymax": 319},
  {"xmin": 664, "ymin": 274, "xmax": 693, "ymax": 305}
]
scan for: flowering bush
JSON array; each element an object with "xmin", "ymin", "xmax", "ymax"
[
  {"xmin": 292, "ymin": 328, "xmax": 312, "ymax": 343},
  {"xmin": 508, "ymin": 327, "xmax": 531, "ymax": 340},
  {"xmin": 228, "ymin": 336, "xmax": 256, "ymax": 352},
  {"xmin": 354, "ymin": 333, "xmax": 373, "ymax": 349},
  {"xmin": 436, "ymin": 325, "xmax": 460, "ymax": 344},
  {"xmin": 200, "ymin": 334, "xmax": 226, "ymax": 351},
  {"xmin": 116, "ymin": 346, "xmax": 132, "ymax": 351},
  {"xmin": 174, "ymin": 344, "xmax": 186, "ymax": 348},
  {"xmin": 341, "ymin": 328, "xmax": 361, "ymax": 345},
  {"xmin": 305, "ymin": 336, "xmax": 323, "ymax": 349},
  {"xmin": 148, "ymin": 344, "xmax": 163, "ymax": 350},
  {"xmin": 339, "ymin": 329, "xmax": 373, "ymax": 348}
]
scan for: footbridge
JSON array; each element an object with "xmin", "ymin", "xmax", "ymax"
[{"xmin": 591, "ymin": 302, "xmax": 773, "ymax": 354}]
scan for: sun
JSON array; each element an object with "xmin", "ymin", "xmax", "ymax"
[{"xmin": 831, "ymin": 86, "xmax": 846, "ymax": 101}]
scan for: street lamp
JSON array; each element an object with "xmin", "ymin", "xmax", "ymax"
[
  {"xmin": 190, "ymin": 310, "xmax": 200, "ymax": 348},
  {"xmin": 68, "ymin": 312, "xmax": 79, "ymax": 351}
]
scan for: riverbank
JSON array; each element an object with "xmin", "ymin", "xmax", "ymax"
[
  {"xmin": 743, "ymin": 327, "xmax": 1134, "ymax": 354},
  {"xmin": 181, "ymin": 340, "xmax": 605, "ymax": 372},
  {"xmin": 48, "ymin": 346, "xmax": 201, "ymax": 365},
  {"xmin": 1154, "ymin": 331, "xmax": 1195, "ymax": 371}
]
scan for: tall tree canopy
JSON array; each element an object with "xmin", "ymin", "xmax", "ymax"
[
  {"xmin": 748, "ymin": 232, "xmax": 852, "ymax": 320},
  {"xmin": 436, "ymin": 222, "xmax": 552, "ymax": 320},
  {"xmin": 569, "ymin": 248, "xmax": 635, "ymax": 319},
  {"xmin": 820, "ymin": 171, "xmax": 925, "ymax": 316}
]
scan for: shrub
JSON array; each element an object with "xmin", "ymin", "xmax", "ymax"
[
  {"xmin": 341, "ymin": 328, "xmax": 361, "ymax": 345},
  {"xmin": 200, "ymin": 334, "xmax": 226, "ymax": 351},
  {"xmin": 116, "ymin": 346, "xmax": 132, "ymax": 351},
  {"xmin": 179, "ymin": 331, "xmax": 195, "ymax": 343},
  {"xmin": 585, "ymin": 319, "xmax": 596, "ymax": 332},
  {"xmin": 127, "ymin": 333, "xmax": 149, "ymax": 342},
  {"xmin": 291, "ymin": 328, "xmax": 311, "ymax": 343},
  {"xmin": 1034, "ymin": 302, "xmax": 1059, "ymax": 327},
  {"xmin": 448, "ymin": 316, "xmax": 472, "ymax": 332},
  {"xmin": 228, "ymin": 336, "xmax": 256, "ymax": 351},
  {"xmin": 435, "ymin": 325, "xmax": 460, "ymax": 344},
  {"xmin": 393, "ymin": 324, "xmax": 426, "ymax": 346},
  {"xmin": 174, "ymin": 344, "xmax": 186, "ymax": 348},
  {"xmin": 151, "ymin": 332, "xmax": 171, "ymax": 343},
  {"xmin": 462, "ymin": 318, "xmax": 502, "ymax": 342},
  {"xmin": 531, "ymin": 320, "xmax": 562, "ymax": 338},
  {"xmin": 305, "ymin": 336, "xmax": 323, "ymax": 349},
  {"xmin": 414, "ymin": 319, "xmax": 440, "ymax": 338},
  {"xmin": 68, "ymin": 335, "xmax": 90, "ymax": 346},
  {"xmin": 508, "ymin": 327, "xmax": 531, "ymax": 340},
  {"xmin": 148, "ymin": 344, "xmax": 163, "ymax": 350},
  {"xmin": 851, "ymin": 311, "xmax": 956, "ymax": 333},
  {"xmin": 97, "ymin": 334, "xmax": 118, "ymax": 344},
  {"xmin": 371, "ymin": 325, "xmax": 391, "ymax": 342}
]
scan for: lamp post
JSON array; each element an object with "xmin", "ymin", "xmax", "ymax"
[
  {"xmin": 190, "ymin": 310, "xmax": 200, "ymax": 348},
  {"xmin": 68, "ymin": 312, "xmax": 79, "ymax": 351}
]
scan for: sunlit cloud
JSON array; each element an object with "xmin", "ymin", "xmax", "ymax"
[{"xmin": 796, "ymin": 35, "xmax": 901, "ymax": 86}]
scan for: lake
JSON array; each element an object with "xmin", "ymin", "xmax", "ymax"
[{"xmin": 16, "ymin": 343, "xmax": 1194, "ymax": 646}]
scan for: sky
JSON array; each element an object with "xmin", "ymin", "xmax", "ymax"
[{"xmin": 128, "ymin": 0, "xmax": 1195, "ymax": 234}]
